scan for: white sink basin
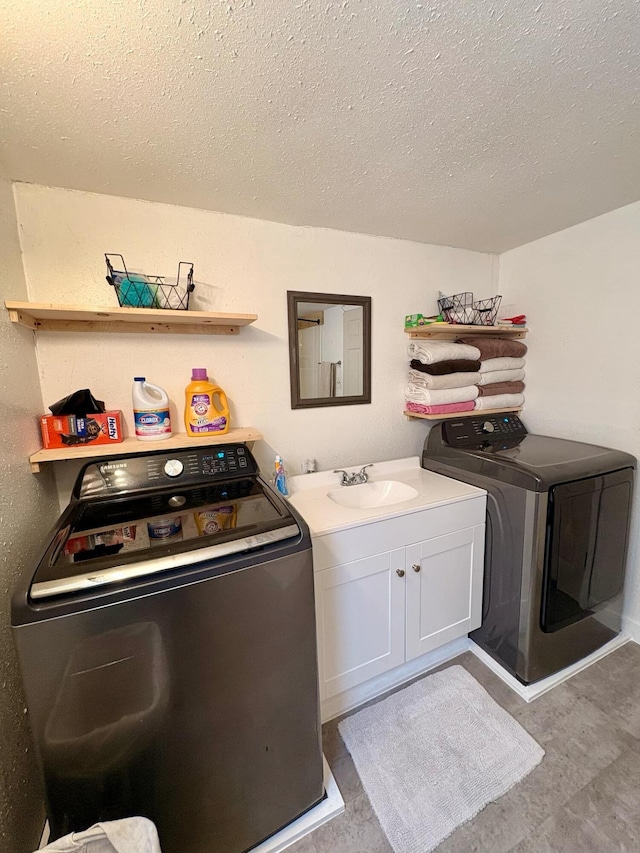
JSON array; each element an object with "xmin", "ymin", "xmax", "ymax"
[{"xmin": 327, "ymin": 480, "xmax": 419, "ymax": 509}]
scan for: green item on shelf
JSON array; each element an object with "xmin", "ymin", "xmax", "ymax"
[{"xmin": 405, "ymin": 313, "xmax": 434, "ymax": 328}]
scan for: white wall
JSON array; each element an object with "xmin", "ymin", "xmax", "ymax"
[
  {"xmin": 0, "ymin": 178, "xmax": 59, "ymax": 852},
  {"xmin": 14, "ymin": 183, "xmax": 498, "ymax": 504},
  {"xmin": 499, "ymin": 199, "xmax": 640, "ymax": 639}
]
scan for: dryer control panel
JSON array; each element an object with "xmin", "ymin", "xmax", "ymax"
[{"xmin": 443, "ymin": 414, "xmax": 527, "ymax": 447}]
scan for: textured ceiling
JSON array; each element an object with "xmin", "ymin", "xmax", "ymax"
[{"xmin": 1, "ymin": 0, "xmax": 639, "ymax": 252}]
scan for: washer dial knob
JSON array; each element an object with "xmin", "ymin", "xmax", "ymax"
[
  {"xmin": 164, "ymin": 459, "xmax": 184, "ymax": 478},
  {"xmin": 482, "ymin": 421, "xmax": 495, "ymax": 434}
]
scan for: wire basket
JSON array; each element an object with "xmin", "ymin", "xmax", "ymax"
[
  {"xmin": 105, "ymin": 254, "xmax": 195, "ymax": 310},
  {"xmin": 437, "ymin": 292, "xmax": 502, "ymax": 326},
  {"xmin": 437, "ymin": 292, "xmax": 475, "ymax": 324},
  {"xmin": 472, "ymin": 295, "xmax": 502, "ymax": 326}
]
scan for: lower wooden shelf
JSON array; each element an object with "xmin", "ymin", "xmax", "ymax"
[
  {"xmin": 404, "ymin": 408, "xmax": 523, "ymax": 421},
  {"xmin": 29, "ymin": 427, "xmax": 263, "ymax": 472}
]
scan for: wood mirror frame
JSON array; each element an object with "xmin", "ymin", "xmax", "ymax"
[{"xmin": 287, "ymin": 290, "xmax": 372, "ymax": 409}]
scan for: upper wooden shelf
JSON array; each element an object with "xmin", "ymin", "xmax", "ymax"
[
  {"xmin": 28, "ymin": 427, "xmax": 263, "ymax": 473},
  {"xmin": 5, "ymin": 302, "xmax": 258, "ymax": 335},
  {"xmin": 405, "ymin": 323, "xmax": 527, "ymax": 340}
]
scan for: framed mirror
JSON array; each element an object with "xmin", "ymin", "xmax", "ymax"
[{"xmin": 287, "ymin": 291, "xmax": 371, "ymax": 409}]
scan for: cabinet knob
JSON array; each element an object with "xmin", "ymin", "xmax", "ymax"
[
  {"xmin": 412, "ymin": 563, "xmax": 421, "ymax": 573},
  {"xmin": 396, "ymin": 569, "xmax": 405, "ymax": 578}
]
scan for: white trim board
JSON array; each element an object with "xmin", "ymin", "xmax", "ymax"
[
  {"xmin": 468, "ymin": 633, "xmax": 632, "ymax": 703},
  {"xmin": 622, "ymin": 614, "xmax": 640, "ymax": 644},
  {"xmin": 39, "ymin": 757, "xmax": 344, "ymax": 853}
]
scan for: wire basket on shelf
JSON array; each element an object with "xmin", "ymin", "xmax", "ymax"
[
  {"xmin": 437, "ymin": 292, "xmax": 502, "ymax": 326},
  {"xmin": 437, "ymin": 292, "xmax": 475, "ymax": 324},
  {"xmin": 105, "ymin": 254, "xmax": 195, "ymax": 310},
  {"xmin": 472, "ymin": 295, "xmax": 502, "ymax": 326}
]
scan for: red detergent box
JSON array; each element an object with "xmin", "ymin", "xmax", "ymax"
[{"xmin": 39, "ymin": 411, "xmax": 124, "ymax": 449}]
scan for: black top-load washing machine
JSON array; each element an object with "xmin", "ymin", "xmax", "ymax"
[
  {"xmin": 12, "ymin": 443, "xmax": 323, "ymax": 853},
  {"xmin": 423, "ymin": 413, "xmax": 635, "ymax": 685}
]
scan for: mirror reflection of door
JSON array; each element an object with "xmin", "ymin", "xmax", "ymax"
[
  {"xmin": 298, "ymin": 323, "xmax": 320, "ymax": 398},
  {"xmin": 342, "ymin": 306, "xmax": 363, "ymax": 396}
]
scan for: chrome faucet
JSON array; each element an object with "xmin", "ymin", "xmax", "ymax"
[{"xmin": 333, "ymin": 464, "xmax": 374, "ymax": 486}]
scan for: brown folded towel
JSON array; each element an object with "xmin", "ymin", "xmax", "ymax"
[
  {"xmin": 409, "ymin": 358, "xmax": 481, "ymax": 376},
  {"xmin": 459, "ymin": 337, "xmax": 527, "ymax": 359},
  {"xmin": 478, "ymin": 380, "xmax": 526, "ymax": 397}
]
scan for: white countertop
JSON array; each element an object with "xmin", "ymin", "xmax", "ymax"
[{"xmin": 287, "ymin": 457, "xmax": 486, "ymax": 537}]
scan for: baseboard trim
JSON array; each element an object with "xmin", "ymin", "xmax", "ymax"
[
  {"xmin": 320, "ymin": 637, "xmax": 470, "ymax": 722},
  {"xmin": 468, "ymin": 633, "xmax": 632, "ymax": 703},
  {"xmin": 622, "ymin": 614, "xmax": 640, "ymax": 644}
]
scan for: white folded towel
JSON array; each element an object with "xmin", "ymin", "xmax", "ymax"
[
  {"xmin": 479, "ymin": 357, "xmax": 526, "ymax": 373},
  {"xmin": 407, "ymin": 369, "xmax": 481, "ymax": 390},
  {"xmin": 478, "ymin": 368, "xmax": 525, "ymax": 386},
  {"xmin": 474, "ymin": 393, "xmax": 525, "ymax": 410},
  {"xmin": 37, "ymin": 818, "xmax": 162, "ymax": 852},
  {"xmin": 407, "ymin": 341, "xmax": 481, "ymax": 364},
  {"xmin": 405, "ymin": 384, "xmax": 479, "ymax": 405}
]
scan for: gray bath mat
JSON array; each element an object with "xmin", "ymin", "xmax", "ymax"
[{"xmin": 338, "ymin": 665, "xmax": 544, "ymax": 853}]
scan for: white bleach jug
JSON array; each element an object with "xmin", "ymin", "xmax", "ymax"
[{"xmin": 132, "ymin": 377, "xmax": 173, "ymax": 441}]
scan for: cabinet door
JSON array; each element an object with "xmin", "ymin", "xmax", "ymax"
[
  {"xmin": 405, "ymin": 525, "xmax": 484, "ymax": 661},
  {"xmin": 315, "ymin": 549, "xmax": 405, "ymax": 700}
]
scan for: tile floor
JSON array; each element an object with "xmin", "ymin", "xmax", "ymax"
[{"xmin": 289, "ymin": 643, "xmax": 640, "ymax": 853}]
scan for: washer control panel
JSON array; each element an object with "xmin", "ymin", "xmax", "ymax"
[
  {"xmin": 78, "ymin": 444, "xmax": 258, "ymax": 498},
  {"xmin": 443, "ymin": 413, "xmax": 527, "ymax": 446}
]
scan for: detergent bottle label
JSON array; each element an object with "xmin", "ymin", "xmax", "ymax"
[
  {"xmin": 134, "ymin": 409, "xmax": 172, "ymax": 437},
  {"xmin": 187, "ymin": 394, "xmax": 227, "ymax": 433}
]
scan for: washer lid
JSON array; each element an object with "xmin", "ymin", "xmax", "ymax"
[
  {"xmin": 30, "ymin": 476, "xmax": 300, "ymax": 599},
  {"xmin": 426, "ymin": 429, "xmax": 636, "ymax": 491}
]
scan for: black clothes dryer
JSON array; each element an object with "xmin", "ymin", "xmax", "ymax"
[{"xmin": 423, "ymin": 414, "xmax": 635, "ymax": 684}]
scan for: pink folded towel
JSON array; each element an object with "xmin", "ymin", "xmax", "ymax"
[{"xmin": 406, "ymin": 400, "xmax": 476, "ymax": 415}]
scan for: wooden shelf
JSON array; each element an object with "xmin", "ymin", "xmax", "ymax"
[
  {"xmin": 5, "ymin": 302, "xmax": 258, "ymax": 335},
  {"xmin": 29, "ymin": 427, "xmax": 263, "ymax": 473},
  {"xmin": 404, "ymin": 323, "xmax": 527, "ymax": 420},
  {"xmin": 406, "ymin": 323, "xmax": 527, "ymax": 340},
  {"xmin": 404, "ymin": 407, "xmax": 523, "ymax": 421}
]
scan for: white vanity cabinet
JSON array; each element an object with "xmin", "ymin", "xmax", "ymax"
[{"xmin": 312, "ymin": 496, "xmax": 485, "ymax": 704}]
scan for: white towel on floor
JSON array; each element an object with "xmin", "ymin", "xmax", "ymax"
[
  {"xmin": 407, "ymin": 369, "xmax": 481, "ymax": 390},
  {"xmin": 478, "ymin": 368, "xmax": 525, "ymax": 386},
  {"xmin": 405, "ymin": 384, "xmax": 479, "ymax": 405},
  {"xmin": 407, "ymin": 341, "xmax": 481, "ymax": 364},
  {"xmin": 479, "ymin": 357, "xmax": 526, "ymax": 373},
  {"xmin": 37, "ymin": 818, "xmax": 162, "ymax": 852},
  {"xmin": 474, "ymin": 393, "xmax": 524, "ymax": 410}
]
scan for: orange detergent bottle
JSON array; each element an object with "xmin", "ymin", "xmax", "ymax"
[{"xmin": 184, "ymin": 368, "xmax": 230, "ymax": 436}]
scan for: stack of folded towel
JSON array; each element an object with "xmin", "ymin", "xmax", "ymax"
[
  {"xmin": 405, "ymin": 340, "xmax": 482, "ymax": 415},
  {"xmin": 462, "ymin": 336, "xmax": 526, "ymax": 411},
  {"xmin": 405, "ymin": 337, "xmax": 527, "ymax": 415}
]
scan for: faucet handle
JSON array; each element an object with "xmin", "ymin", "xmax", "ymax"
[
  {"xmin": 358, "ymin": 463, "xmax": 374, "ymax": 481},
  {"xmin": 333, "ymin": 469, "xmax": 350, "ymax": 485}
]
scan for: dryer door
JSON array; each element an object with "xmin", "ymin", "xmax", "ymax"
[{"xmin": 541, "ymin": 467, "xmax": 633, "ymax": 633}]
